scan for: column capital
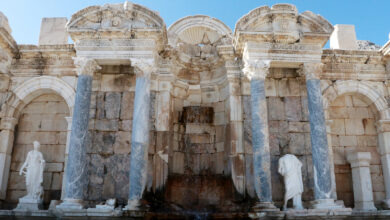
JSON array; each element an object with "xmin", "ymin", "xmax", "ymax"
[
  {"xmin": 376, "ymin": 120, "xmax": 390, "ymax": 133},
  {"xmin": 347, "ymin": 151, "xmax": 371, "ymax": 168},
  {"xmin": 243, "ymin": 59, "xmax": 271, "ymax": 80},
  {"xmin": 130, "ymin": 58, "xmax": 156, "ymax": 78},
  {"xmin": 73, "ymin": 57, "xmax": 101, "ymax": 76},
  {"xmin": 299, "ymin": 63, "xmax": 324, "ymax": 80},
  {"xmin": 0, "ymin": 117, "xmax": 17, "ymax": 131}
]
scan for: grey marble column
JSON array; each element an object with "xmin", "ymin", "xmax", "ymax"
[
  {"xmin": 57, "ymin": 58, "xmax": 100, "ymax": 210},
  {"xmin": 126, "ymin": 60, "xmax": 154, "ymax": 211},
  {"xmin": 243, "ymin": 59, "xmax": 276, "ymax": 210},
  {"xmin": 302, "ymin": 63, "xmax": 341, "ymax": 209}
]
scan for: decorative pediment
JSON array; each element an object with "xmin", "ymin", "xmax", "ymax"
[
  {"xmin": 67, "ymin": 2, "xmax": 167, "ymax": 43},
  {"xmin": 168, "ymin": 15, "xmax": 232, "ymax": 46},
  {"xmin": 234, "ymin": 4, "xmax": 333, "ymax": 49}
]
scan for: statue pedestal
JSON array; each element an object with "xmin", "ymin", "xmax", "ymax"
[{"xmin": 14, "ymin": 197, "xmax": 43, "ymax": 211}]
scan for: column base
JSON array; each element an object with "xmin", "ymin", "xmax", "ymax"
[
  {"xmin": 56, "ymin": 199, "xmax": 85, "ymax": 210},
  {"xmin": 382, "ymin": 199, "xmax": 390, "ymax": 209},
  {"xmin": 123, "ymin": 199, "xmax": 142, "ymax": 211},
  {"xmin": 311, "ymin": 199, "xmax": 345, "ymax": 209},
  {"xmin": 354, "ymin": 201, "xmax": 377, "ymax": 211},
  {"xmin": 14, "ymin": 197, "xmax": 43, "ymax": 211},
  {"xmin": 253, "ymin": 202, "xmax": 279, "ymax": 212}
]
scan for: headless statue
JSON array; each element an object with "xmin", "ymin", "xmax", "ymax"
[
  {"xmin": 278, "ymin": 154, "xmax": 304, "ymax": 210},
  {"xmin": 19, "ymin": 140, "xmax": 45, "ymax": 200}
]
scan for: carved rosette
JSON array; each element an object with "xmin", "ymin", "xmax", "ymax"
[
  {"xmin": 130, "ymin": 59, "xmax": 156, "ymax": 78},
  {"xmin": 243, "ymin": 59, "xmax": 271, "ymax": 80},
  {"xmin": 299, "ymin": 63, "xmax": 323, "ymax": 80},
  {"xmin": 73, "ymin": 57, "xmax": 101, "ymax": 76}
]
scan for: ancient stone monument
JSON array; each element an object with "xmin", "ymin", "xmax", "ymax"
[
  {"xmin": 0, "ymin": 1, "xmax": 389, "ymax": 218},
  {"xmin": 14, "ymin": 141, "xmax": 45, "ymax": 211},
  {"xmin": 278, "ymin": 154, "xmax": 304, "ymax": 210}
]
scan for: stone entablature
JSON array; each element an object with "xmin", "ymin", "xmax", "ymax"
[{"xmin": 0, "ymin": 1, "xmax": 390, "ymax": 218}]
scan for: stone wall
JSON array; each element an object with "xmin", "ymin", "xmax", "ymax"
[
  {"xmin": 85, "ymin": 66, "xmax": 135, "ymax": 205},
  {"xmin": 6, "ymin": 94, "xmax": 69, "ymax": 207},
  {"xmin": 329, "ymin": 94, "xmax": 385, "ymax": 207},
  {"xmin": 244, "ymin": 68, "xmax": 314, "ymax": 205}
]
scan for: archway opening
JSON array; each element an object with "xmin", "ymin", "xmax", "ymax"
[
  {"xmin": 329, "ymin": 94, "xmax": 385, "ymax": 208},
  {"xmin": 5, "ymin": 93, "xmax": 69, "ymax": 209}
]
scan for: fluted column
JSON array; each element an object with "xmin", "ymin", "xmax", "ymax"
[
  {"xmin": 301, "ymin": 63, "xmax": 341, "ymax": 209},
  {"xmin": 243, "ymin": 59, "xmax": 276, "ymax": 210},
  {"xmin": 125, "ymin": 59, "xmax": 155, "ymax": 211},
  {"xmin": 0, "ymin": 117, "xmax": 17, "ymax": 200},
  {"xmin": 57, "ymin": 57, "xmax": 100, "ymax": 210}
]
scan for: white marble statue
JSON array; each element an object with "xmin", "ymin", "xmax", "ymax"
[
  {"xmin": 19, "ymin": 140, "xmax": 45, "ymax": 200},
  {"xmin": 278, "ymin": 154, "xmax": 304, "ymax": 210}
]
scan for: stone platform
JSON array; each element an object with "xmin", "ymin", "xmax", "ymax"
[{"xmin": 0, "ymin": 209, "xmax": 389, "ymax": 219}]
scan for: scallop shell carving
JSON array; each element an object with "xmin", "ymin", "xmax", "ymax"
[{"xmin": 178, "ymin": 26, "xmax": 221, "ymax": 45}]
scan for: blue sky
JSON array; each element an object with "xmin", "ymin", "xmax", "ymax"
[{"xmin": 1, "ymin": 0, "xmax": 389, "ymax": 46}]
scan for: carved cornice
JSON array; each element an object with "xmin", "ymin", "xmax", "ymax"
[
  {"xmin": 73, "ymin": 57, "xmax": 101, "ymax": 76},
  {"xmin": 130, "ymin": 58, "xmax": 156, "ymax": 78},
  {"xmin": 242, "ymin": 59, "xmax": 271, "ymax": 80},
  {"xmin": 299, "ymin": 63, "xmax": 323, "ymax": 80}
]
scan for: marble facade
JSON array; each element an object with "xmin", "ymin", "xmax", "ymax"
[{"xmin": 0, "ymin": 1, "xmax": 390, "ymax": 218}]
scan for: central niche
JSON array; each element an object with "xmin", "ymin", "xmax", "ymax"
[
  {"xmin": 165, "ymin": 106, "xmax": 236, "ymax": 211},
  {"xmin": 179, "ymin": 106, "xmax": 215, "ymax": 174}
]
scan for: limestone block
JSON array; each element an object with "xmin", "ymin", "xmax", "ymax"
[
  {"xmin": 45, "ymin": 163, "xmax": 63, "ymax": 172},
  {"xmin": 288, "ymin": 133, "xmax": 305, "ymax": 155},
  {"xmin": 91, "ymin": 132, "xmax": 115, "ymax": 154},
  {"xmin": 279, "ymin": 78, "xmax": 300, "ymax": 97},
  {"xmin": 119, "ymin": 120, "xmax": 132, "ymax": 131},
  {"xmin": 357, "ymin": 136, "xmax": 377, "ymax": 147},
  {"xmin": 105, "ymin": 92, "xmax": 121, "ymax": 119},
  {"xmin": 329, "ymin": 107, "xmax": 347, "ymax": 119},
  {"xmin": 265, "ymin": 78, "xmax": 277, "ymax": 96},
  {"xmin": 38, "ymin": 17, "xmax": 68, "ymax": 45},
  {"xmin": 214, "ymin": 112, "xmax": 225, "ymax": 125},
  {"xmin": 339, "ymin": 135, "xmax": 357, "ymax": 147},
  {"xmin": 331, "ymin": 135, "xmax": 340, "ymax": 147},
  {"xmin": 330, "ymin": 25, "xmax": 358, "ymax": 50},
  {"xmin": 267, "ymin": 97, "xmax": 285, "ymax": 120},
  {"xmin": 8, "ymin": 172, "xmax": 25, "ymax": 190},
  {"xmin": 94, "ymin": 120, "xmax": 119, "ymax": 131},
  {"xmin": 229, "ymin": 96, "xmax": 242, "ymax": 121},
  {"xmin": 331, "ymin": 119, "xmax": 345, "ymax": 135},
  {"xmin": 345, "ymin": 119, "xmax": 365, "ymax": 135},
  {"xmin": 333, "ymin": 147, "xmax": 346, "ymax": 165},
  {"xmin": 285, "ymin": 97, "xmax": 302, "ymax": 121},
  {"xmin": 347, "ymin": 107, "xmax": 369, "ymax": 119},
  {"xmin": 51, "ymin": 173, "xmax": 62, "ymax": 190},
  {"xmin": 288, "ymin": 122, "xmax": 310, "ymax": 133},
  {"xmin": 362, "ymin": 119, "xmax": 377, "ymax": 135},
  {"xmin": 100, "ymin": 74, "xmax": 134, "ymax": 92},
  {"xmin": 113, "ymin": 131, "xmax": 131, "ymax": 154}
]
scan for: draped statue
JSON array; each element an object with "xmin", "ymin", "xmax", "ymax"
[
  {"xmin": 19, "ymin": 140, "xmax": 45, "ymax": 200},
  {"xmin": 278, "ymin": 154, "xmax": 304, "ymax": 210}
]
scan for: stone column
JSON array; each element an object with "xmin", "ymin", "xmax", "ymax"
[
  {"xmin": 125, "ymin": 59, "xmax": 155, "ymax": 211},
  {"xmin": 0, "ymin": 117, "xmax": 17, "ymax": 199},
  {"xmin": 61, "ymin": 116, "xmax": 72, "ymax": 200},
  {"xmin": 346, "ymin": 152, "xmax": 376, "ymax": 211},
  {"xmin": 376, "ymin": 120, "xmax": 390, "ymax": 208},
  {"xmin": 325, "ymin": 119, "xmax": 338, "ymax": 200},
  {"xmin": 154, "ymin": 76, "xmax": 173, "ymax": 191},
  {"xmin": 301, "ymin": 63, "xmax": 341, "ymax": 209},
  {"xmin": 57, "ymin": 58, "xmax": 100, "ymax": 210},
  {"xmin": 243, "ymin": 59, "xmax": 276, "ymax": 210}
]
